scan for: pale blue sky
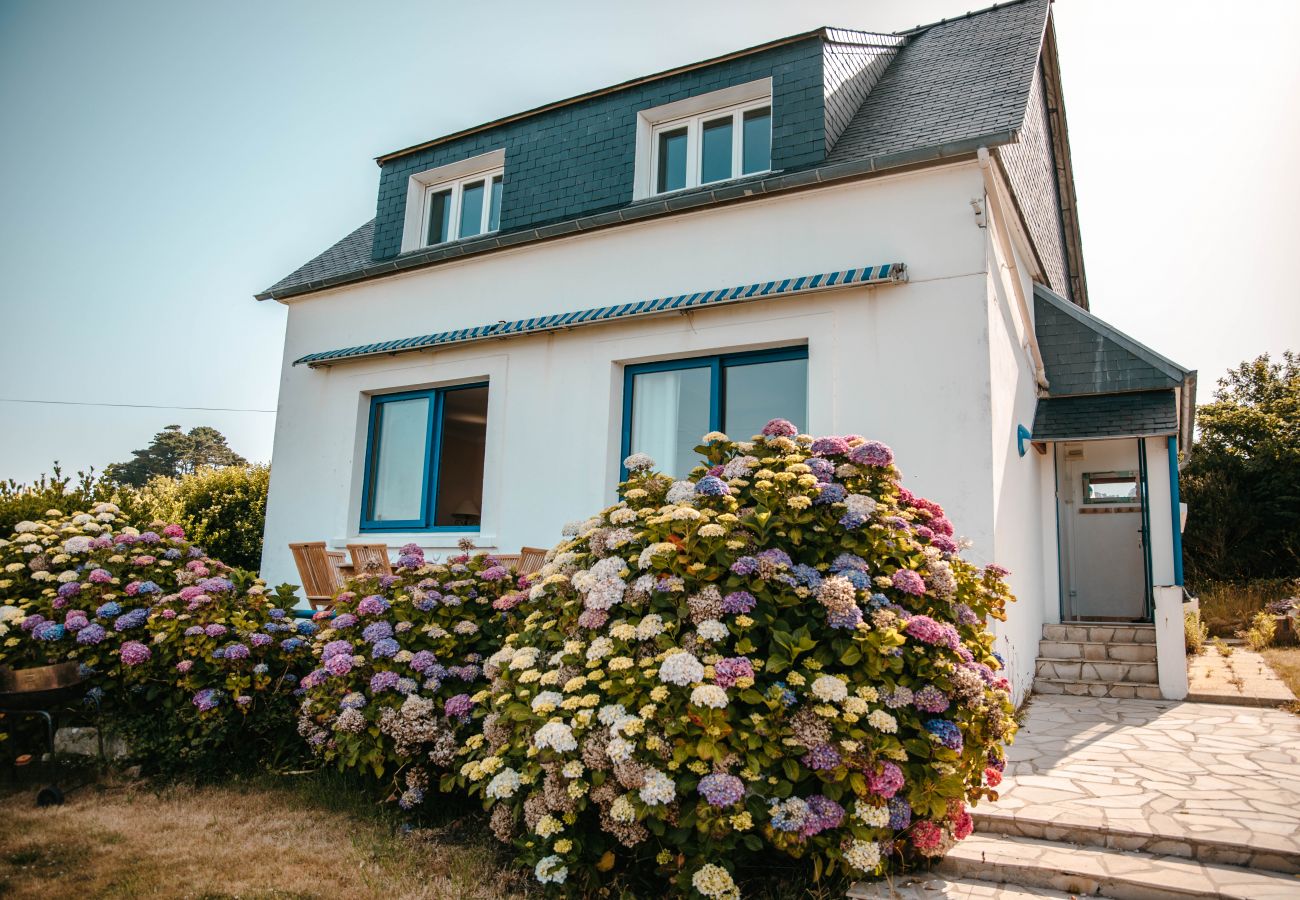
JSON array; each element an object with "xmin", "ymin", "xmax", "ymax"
[{"xmin": 2, "ymin": 0, "xmax": 1297, "ymax": 483}]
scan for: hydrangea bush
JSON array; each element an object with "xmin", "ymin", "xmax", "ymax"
[
  {"xmin": 0, "ymin": 504, "xmax": 314, "ymax": 772},
  {"xmin": 296, "ymin": 544, "xmax": 533, "ymax": 808},
  {"xmin": 457, "ymin": 422, "xmax": 1016, "ymax": 896}
]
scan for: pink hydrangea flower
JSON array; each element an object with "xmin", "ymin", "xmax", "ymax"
[
  {"xmin": 761, "ymin": 418, "xmax": 797, "ymax": 437},
  {"xmin": 120, "ymin": 641, "xmax": 152, "ymax": 666},
  {"xmin": 892, "ymin": 569, "xmax": 926, "ymax": 596}
]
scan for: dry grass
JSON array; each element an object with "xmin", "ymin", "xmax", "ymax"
[
  {"xmin": 0, "ymin": 774, "xmax": 526, "ymax": 899},
  {"xmin": 1195, "ymin": 579, "xmax": 1298, "ymax": 637},
  {"xmin": 1262, "ymin": 647, "xmax": 1300, "ymax": 704}
]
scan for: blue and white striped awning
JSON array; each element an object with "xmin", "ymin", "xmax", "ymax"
[{"xmin": 294, "ymin": 262, "xmax": 906, "ymax": 367}]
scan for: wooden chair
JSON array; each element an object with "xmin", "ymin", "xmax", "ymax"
[
  {"xmin": 517, "ymin": 546, "xmax": 548, "ymax": 575},
  {"xmin": 347, "ymin": 543, "xmax": 393, "ymax": 577},
  {"xmin": 289, "ymin": 542, "xmax": 345, "ymax": 611},
  {"xmin": 493, "ymin": 553, "xmax": 522, "ymax": 570}
]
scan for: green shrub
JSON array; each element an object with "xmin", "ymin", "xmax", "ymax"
[
  {"xmin": 1184, "ymin": 608, "xmax": 1207, "ymax": 655},
  {"xmin": 457, "ymin": 422, "xmax": 1016, "ymax": 896},
  {"xmin": 0, "ymin": 465, "xmax": 148, "ymax": 537},
  {"xmin": 1243, "ymin": 611, "xmax": 1277, "ymax": 652},
  {"xmin": 0, "ymin": 505, "xmax": 312, "ymax": 774},
  {"xmin": 138, "ymin": 465, "xmax": 269, "ymax": 572},
  {"xmin": 296, "ymin": 545, "xmax": 532, "ymax": 808}
]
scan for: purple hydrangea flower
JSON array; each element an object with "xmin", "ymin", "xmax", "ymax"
[
  {"xmin": 192, "ymin": 688, "xmax": 222, "ymax": 712},
  {"xmin": 721, "ymin": 591, "xmax": 756, "ymax": 614},
  {"xmin": 807, "ymin": 458, "xmax": 835, "ymax": 481},
  {"xmin": 369, "ymin": 671, "xmax": 400, "ymax": 693},
  {"xmin": 371, "ymin": 638, "xmax": 399, "ymax": 659},
  {"xmin": 223, "ymin": 643, "xmax": 250, "ymax": 661},
  {"xmin": 205, "ymin": 623, "xmax": 228, "ymax": 638},
  {"xmin": 120, "ymin": 640, "xmax": 151, "ymax": 665},
  {"xmin": 198, "ymin": 577, "xmax": 234, "ymax": 594},
  {"xmin": 914, "ymin": 685, "xmax": 950, "ymax": 713},
  {"xmin": 322, "ymin": 639, "xmax": 353, "ymax": 659},
  {"xmin": 325, "ymin": 654, "xmax": 353, "ymax": 676},
  {"xmin": 888, "ymin": 796, "xmax": 912, "ymax": 830},
  {"xmin": 331, "ymin": 613, "xmax": 357, "ymax": 629},
  {"xmin": 57, "ymin": 582, "xmax": 81, "ymax": 599},
  {"xmin": 827, "ymin": 606, "xmax": 863, "ymax": 630},
  {"xmin": 65, "ymin": 613, "xmax": 89, "ymax": 631},
  {"xmin": 356, "ymin": 595, "xmax": 389, "ymax": 616},
  {"xmin": 713, "ymin": 656, "xmax": 754, "ymax": 688},
  {"xmin": 697, "ymin": 773, "xmax": 745, "ymax": 807},
  {"xmin": 848, "ymin": 440, "xmax": 894, "ymax": 467},
  {"xmin": 761, "ymin": 418, "xmax": 798, "ymax": 437},
  {"xmin": 814, "ymin": 482, "xmax": 847, "ymax": 505},
  {"xmin": 443, "ymin": 693, "xmax": 474, "ymax": 718},
  {"xmin": 250, "ymin": 633, "xmax": 272, "ymax": 647},
  {"xmin": 695, "ymin": 475, "xmax": 730, "ymax": 496},
  {"xmin": 361, "ymin": 621, "xmax": 393, "ymax": 644},
  {"xmin": 34, "ymin": 622, "xmax": 66, "ymax": 641},
  {"xmin": 810, "ymin": 436, "xmax": 850, "ymax": 457},
  {"xmin": 114, "ymin": 608, "xmax": 148, "ymax": 631},
  {"xmin": 892, "ymin": 569, "xmax": 926, "ymax": 596},
  {"xmin": 480, "ymin": 565, "xmax": 509, "ymax": 582},
  {"xmin": 869, "ymin": 762, "xmax": 905, "ymax": 798},
  {"xmin": 802, "ymin": 743, "xmax": 842, "ymax": 771},
  {"xmin": 88, "ymin": 569, "xmax": 112, "ymax": 584},
  {"xmin": 410, "ymin": 650, "xmax": 437, "ymax": 673},
  {"xmin": 176, "ymin": 660, "xmax": 193, "ymax": 674},
  {"xmin": 801, "ymin": 795, "xmax": 845, "ymax": 837},
  {"xmin": 76, "ymin": 624, "xmax": 106, "ymax": 645},
  {"xmin": 926, "ymin": 719, "xmax": 963, "ymax": 752}
]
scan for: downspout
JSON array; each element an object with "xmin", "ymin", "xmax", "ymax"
[{"xmin": 978, "ymin": 147, "xmax": 1049, "ymax": 391}]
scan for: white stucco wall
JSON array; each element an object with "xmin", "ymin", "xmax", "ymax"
[{"xmin": 260, "ymin": 160, "xmax": 1055, "ymax": 698}]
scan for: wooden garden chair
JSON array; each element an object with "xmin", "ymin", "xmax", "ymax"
[
  {"xmin": 517, "ymin": 546, "xmax": 548, "ymax": 575},
  {"xmin": 347, "ymin": 543, "xmax": 393, "ymax": 577},
  {"xmin": 289, "ymin": 542, "xmax": 345, "ymax": 611},
  {"xmin": 493, "ymin": 553, "xmax": 522, "ymax": 570}
]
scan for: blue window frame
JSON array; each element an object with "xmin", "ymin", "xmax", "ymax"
[
  {"xmin": 360, "ymin": 382, "xmax": 488, "ymax": 532},
  {"xmin": 620, "ymin": 346, "xmax": 808, "ymax": 479}
]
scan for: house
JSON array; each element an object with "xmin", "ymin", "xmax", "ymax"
[{"xmin": 256, "ymin": 0, "xmax": 1195, "ymax": 704}]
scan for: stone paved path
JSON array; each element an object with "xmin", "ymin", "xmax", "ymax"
[
  {"xmin": 1187, "ymin": 645, "xmax": 1297, "ymax": 706},
  {"xmin": 978, "ymin": 694, "xmax": 1300, "ymax": 869}
]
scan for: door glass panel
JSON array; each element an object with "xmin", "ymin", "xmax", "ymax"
[
  {"xmin": 369, "ymin": 397, "xmax": 430, "ymax": 521},
  {"xmin": 630, "ymin": 367, "xmax": 711, "ymax": 478},
  {"xmin": 459, "ymin": 180, "xmax": 485, "ymax": 238},
  {"xmin": 742, "ymin": 107, "xmax": 772, "ymax": 175},
  {"xmin": 1083, "ymin": 471, "xmax": 1140, "ymax": 504},
  {"xmin": 433, "ymin": 386, "xmax": 489, "ymax": 527},
  {"xmin": 426, "ymin": 189, "xmax": 452, "ymax": 245},
  {"xmin": 701, "ymin": 117, "xmax": 734, "ymax": 184},
  {"xmin": 724, "ymin": 357, "xmax": 807, "ymax": 439},
  {"xmin": 488, "ymin": 176, "xmax": 502, "ymax": 231},
  {"xmin": 656, "ymin": 127, "xmax": 688, "ymax": 193}
]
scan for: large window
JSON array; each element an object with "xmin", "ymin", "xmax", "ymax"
[
  {"xmin": 422, "ymin": 169, "xmax": 504, "ymax": 247},
  {"xmin": 650, "ymin": 99, "xmax": 772, "ymax": 195},
  {"xmin": 622, "ymin": 347, "xmax": 807, "ymax": 478},
  {"xmin": 361, "ymin": 383, "xmax": 488, "ymax": 531}
]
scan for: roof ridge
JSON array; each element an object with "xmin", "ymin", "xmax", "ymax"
[
  {"xmin": 895, "ymin": 0, "xmax": 1040, "ymax": 37},
  {"xmin": 1033, "ymin": 283, "xmax": 1191, "ymax": 383}
]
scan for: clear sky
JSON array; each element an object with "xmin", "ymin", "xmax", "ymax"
[{"xmin": 1, "ymin": 0, "xmax": 1297, "ymax": 484}]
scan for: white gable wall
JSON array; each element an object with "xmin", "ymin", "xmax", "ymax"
[{"xmin": 261, "ymin": 160, "xmax": 1049, "ymax": 693}]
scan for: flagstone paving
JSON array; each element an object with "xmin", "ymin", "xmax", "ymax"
[
  {"xmin": 975, "ymin": 694, "xmax": 1300, "ymax": 872},
  {"xmin": 1186, "ymin": 645, "xmax": 1297, "ymax": 706}
]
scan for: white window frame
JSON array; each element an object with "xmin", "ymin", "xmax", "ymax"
[
  {"xmin": 400, "ymin": 149, "xmax": 505, "ymax": 253},
  {"xmin": 633, "ymin": 78, "xmax": 773, "ymax": 201},
  {"xmin": 421, "ymin": 170, "xmax": 502, "ymax": 248}
]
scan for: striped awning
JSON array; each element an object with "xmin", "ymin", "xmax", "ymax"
[{"xmin": 294, "ymin": 262, "xmax": 906, "ymax": 367}]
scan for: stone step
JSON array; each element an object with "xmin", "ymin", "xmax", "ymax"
[
  {"xmin": 973, "ymin": 809, "xmax": 1300, "ymax": 875},
  {"xmin": 939, "ymin": 832, "xmax": 1300, "ymax": 899},
  {"xmin": 1038, "ymin": 639, "xmax": 1157, "ymax": 662},
  {"xmin": 1035, "ymin": 657, "xmax": 1159, "ymax": 684},
  {"xmin": 1033, "ymin": 677, "xmax": 1163, "ymax": 700},
  {"xmin": 1043, "ymin": 623, "xmax": 1156, "ymax": 644},
  {"xmin": 848, "ymin": 872, "xmax": 1083, "ymax": 898}
]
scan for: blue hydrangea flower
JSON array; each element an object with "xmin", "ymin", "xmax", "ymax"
[
  {"xmin": 296, "ymin": 620, "xmax": 318, "ymax": 636},
  {"xmin": 371, "ymin": 638, "xmax": 399, "ymax": 658},
  {"xmin": 96, "ymin": 601, "xmax": 122, "ymax": 618},
  {"xmin": 114, "ymin": 608, "xmax": 148, "ymax": 631}
]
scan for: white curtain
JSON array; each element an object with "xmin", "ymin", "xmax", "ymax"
[{"xmin": 631, "ymin": 371, "xmax": 681, "ymax": 474}]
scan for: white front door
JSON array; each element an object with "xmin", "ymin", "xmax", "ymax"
[{"xmin": 1058, "ymin": 441, "xmax": 1149, "ymax": 621}]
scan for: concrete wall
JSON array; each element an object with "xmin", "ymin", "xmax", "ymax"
[{"xmin": 263, "ymin": 160, "xmax": 1054, "ymax": 697}]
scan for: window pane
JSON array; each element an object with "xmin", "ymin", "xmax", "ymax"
[
  {"xmin": 742, "ymin": 107, "xmax": 772, "ymax": 175},
  {"xmin": 426, "ymin": 189, "xmax": 452, "ymax": 245},
  {"xmin": 1084, "ymin": 472, "xmax": 1140, "ymax": 504},
  {"xmin": 433, "ymin": 386, "xmax": 489, "ymax": 527},
  {"xmin": 701, "ymin": 116, "xmax": 733, "ymax": 184},
  {"xmin": 459, "ymin": 180, "xmax": 485, "ymax": 238},
  {"xmin": 630, "ymin": 367, "xmax": 711, "ymax": 479},
  {"xmin": 656, "ymin": 128, "xmax": 688, "ymax": 193},
  {"xmin": 488, "ymin": 176, "xmax": 502, "ymax": 232},
  {"xmin": 369, "ymin": 397, "xmax": 430, "ymax": 522},
  {"xmin": 724, "ymin": 357, "xmax": 807, "ymax": 439}
]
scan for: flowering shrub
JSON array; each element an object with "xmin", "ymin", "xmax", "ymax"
[
  {"xmin": 0, "ymin": 505, "xmax": 313, "ymax": 772},
  {"xmin": 457, "ymin": 422, "xmax": 1016, "ymax": 896},
  {"xmin": 296, "ymin": 544, "xmax": 533, "ymax": 808}
]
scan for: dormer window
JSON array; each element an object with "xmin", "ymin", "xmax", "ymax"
[
  {"xmin": 634, "ymin": 79, "xmax": 773, "ymax": 200},
  {"xmin": 423, "ymin": 170, "xmax": 503, "ymax": 246},
  {"xmin": 400, "ymin": 149, "xmax": 506, "ymax": 253}
]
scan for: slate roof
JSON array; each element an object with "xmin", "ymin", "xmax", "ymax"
[
  {"xmin": 1034, "ymin": 284, "xmax": 1190, "ymax": 397},
  {"xmin": 259, "ymin": 0, "xmax": 1053, "ymax": 301},
  {"xmin": 1032, "ymin": 390, "xmax": 1178, "ymax": 441},
  {"xmin": 826, "ymin": 0, "xmax": 1047, "ymax": 164}
]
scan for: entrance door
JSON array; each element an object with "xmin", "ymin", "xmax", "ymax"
[{"xmin": 1058, "ymin": 442, "xmax": 1149, "ymax": 621}]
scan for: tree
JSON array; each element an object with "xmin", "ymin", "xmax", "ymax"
[
  {"xmin": 1182, "ymin": 351, "xmax": 1300, "ymax": 584},
  {"xmin": 105, "ymin": 425, "xmax": 248, "ymax": 487}
]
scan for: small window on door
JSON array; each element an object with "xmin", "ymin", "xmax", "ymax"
[{"xmin": 1082, "ymin": 471, "xmax": 1141, "ymax": 505}]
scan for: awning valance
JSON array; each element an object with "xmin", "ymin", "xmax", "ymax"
[{"xmin": 294, "ymin": 262, "xmax": 905, "ymax": 367}]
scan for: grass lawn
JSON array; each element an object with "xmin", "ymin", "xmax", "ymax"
[{"xmin": 0, "ymin": 773, "xmax": 526, "ymax": 899}]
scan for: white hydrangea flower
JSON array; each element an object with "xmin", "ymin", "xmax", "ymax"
[
  {"xmin": 665, "ymin": 480, "xmax": 696, "ymax": 504},
  {"xmin": 586, "ymin": 637, "xmax": 613, "ymax": 661},
  {"xmin": 844, "ymin": 839, "xmax": 882, "ymax": 872},
  {"xmin": 533, "ymin": 722, "xmax": 577, "ymax": 752},
  {"xmin": 810, "ymin": 675, "xmax": 848, "ymax": 703},
  {"xmin": 623, "ymin": 452, "xmax": 656, "ymax": 472},
  {"xmin": 637, "ymin": 542, "xmax": 677, "ymax": 570},
  {"xmin": 696, "ymin": 619, "xmax": 728, "ymax": 642},
  {"xmin": 658, "ymin": 651, "xmax": 704, "ymax": 686},
  {"xmin": 867, "ymin": 710, "xmax": 898, "ymax": 733},
  {"xmin": 844, "ymin": 494, "xmax": 878, "ymax": 519},
  {"xmin": 531, "ymin": 691, "xmax": 563, "ymax": 713},
  {"xmin": 638, "ymin": 768, "xmax": 675, "ymax": 806},
  {"xmin": 606, "ymin": 736, "xmax": 634, "ymax": 763},
  {"xmin": 13, "ymin": 522, "xmax": 38, "ymax": 534},
  {"xmin": 691, "ymin": 863, "xmax": 739, "ymax": 900},
  {"xmin": 597, "ymin": 704, "xmax": 627, "ymax": 726},
  {"xmin": 690, "ymin": 685, "xmax": 729, "ymax": 709},
  {"xmin": 610, "ymin": 793, "xmax": 637, "ymax": 823},
  {"xmin": 853, "ymin": 801, "xmax": 890, "ymax": 828},
  {"xmin": 534, "ymin": 855, "xmax": 568, "ymax": 885},
  {"xmin": 485, "ymin": 767, "xmax": 521, "ymax": 799},
  {"xmin": 61, "ymin": 536, "xmax": 92, "ymax": 554},
  {"xmin": 608, "ymin": 507, "xmax": 637, "ymax": 525},
  {"xmin": 635, "ymin": 614, "xmax": 665, "ymax": 640}
]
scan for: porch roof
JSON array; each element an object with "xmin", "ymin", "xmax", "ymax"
[
  {"xmin": 293, "ymin": 262, "xmax": 905, "ymax": 367},
  {"xmin": 1031, "ymin": 389, "xmax": 1178, "ymax": 442}
]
